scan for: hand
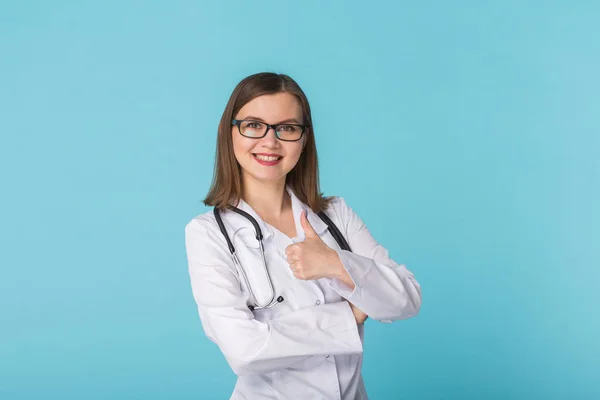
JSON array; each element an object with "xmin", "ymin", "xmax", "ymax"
[
  {"xmin": 285, "ymin": 210, "xmax": 343, "ymax": 280},
  {"xmin": 349, "ymin": 302, "xmax": 368, "ymax": 325}
]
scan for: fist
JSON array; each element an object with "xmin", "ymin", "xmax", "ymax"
[{"xmin": 285, "ymin": 210, "xmax": 343, "ymax": 280}]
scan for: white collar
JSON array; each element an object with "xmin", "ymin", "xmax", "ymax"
[{"xmin": 228, "ymin": 185, "xmax": 328, "ymax": 240}]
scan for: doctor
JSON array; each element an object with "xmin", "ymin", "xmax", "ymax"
[{"xmin": 185, "ymin": 72, "xmax": 422, "ymax": 400}]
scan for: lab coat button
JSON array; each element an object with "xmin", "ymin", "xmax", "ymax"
[{"xmin": 315, "ymin": 300, "xmax": 321, "ymax": 305}]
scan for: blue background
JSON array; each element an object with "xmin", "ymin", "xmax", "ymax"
[{"xmin": 1, "ymin": 1, "xmax": 598, "ymax": 399}]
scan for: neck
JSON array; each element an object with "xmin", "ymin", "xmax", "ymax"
[{"xmin": 241, "ymin": 176, "xmax": 291, "ymax": 220}]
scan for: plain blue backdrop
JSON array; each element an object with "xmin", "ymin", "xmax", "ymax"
[{"xmin": 1, "ymin": 1, "xmax": 598, "ymax": 399}]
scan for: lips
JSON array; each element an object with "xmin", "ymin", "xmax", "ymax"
[
  {"xmin": 252, "ymin": 153, "xmax": 283, "ymax": 166},
  {"xmin": 253, "ymin": 153, "xmax": 283, "ymax": 161}
]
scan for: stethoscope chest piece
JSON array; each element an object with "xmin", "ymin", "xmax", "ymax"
[{"xmin": 248, "ymin": 295, "xmax": 284, "ymax": 311}]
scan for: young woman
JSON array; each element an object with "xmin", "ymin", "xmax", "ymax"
[{"xmin": 185, "ymin": 72, "xmax": 422, "ymax": 399}]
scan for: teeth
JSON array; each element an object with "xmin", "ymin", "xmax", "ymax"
[{"xmin": 254, "ymin": 154, "xmax": 281, "ymax": 161}]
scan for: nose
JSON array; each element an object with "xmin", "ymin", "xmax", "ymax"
[{"xmin": 260, "ymin": 126, "xmax": 279, "ymax": 146}]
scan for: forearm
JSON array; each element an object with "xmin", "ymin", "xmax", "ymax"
[
  {"xmin": 329, "ymin": 249, "xmax": 356, "ymax": 290},
  {"xmin": 203, "ymin": 301, "xmax": 363, "ymax": 375},
  {"xmin": 326, "ymin": 249, "xmax": 421, "ymax": 321}
]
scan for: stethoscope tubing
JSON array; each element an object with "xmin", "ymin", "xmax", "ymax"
[{"xmin": 214, "ymin": 206, "xmax": 282, "ymax": 310}]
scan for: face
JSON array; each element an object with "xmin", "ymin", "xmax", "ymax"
[{"xmin": 232, "ymin": 92, "xmax": 306, "ymax": 186}]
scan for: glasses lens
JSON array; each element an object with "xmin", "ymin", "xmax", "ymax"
[
  {"xmin": 276, "ymin": 125, "xmax": 303, "ymax": 141},
  {"xmin": 240, "ymin": 121, "xmax": 267, "ymax": 137}
]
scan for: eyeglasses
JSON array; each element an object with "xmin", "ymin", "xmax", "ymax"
[{"xmin": 232, "ymin": 119, "xmax": 308, "ymax": 142}]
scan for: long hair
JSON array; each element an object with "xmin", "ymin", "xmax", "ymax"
[{"xmin": 203, "ymin": 72, "xmax": 332, "ymax": 212}]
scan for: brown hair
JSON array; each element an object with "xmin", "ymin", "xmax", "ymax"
[{"xmin": 203, "ymin": 72, "xmax": 332, "ymax": 212}]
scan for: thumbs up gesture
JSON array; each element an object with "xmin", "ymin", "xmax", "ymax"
[{"xmin": 285, "ymin": 210, "xmax": 344, "ymax": 281}]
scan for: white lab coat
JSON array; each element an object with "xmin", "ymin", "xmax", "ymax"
[{"xmin": 185, "ymin": 186, "xmax": 421, "ymax": 400}]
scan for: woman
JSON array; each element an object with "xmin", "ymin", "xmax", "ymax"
[{"xmin": 185, "ymin": 72, "xmax": 422, "ymax": 399}]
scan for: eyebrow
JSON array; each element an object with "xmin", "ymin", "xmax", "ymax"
[{"xmin": 241, "ymin": 115, "xmax": 303, "ymax": 124}]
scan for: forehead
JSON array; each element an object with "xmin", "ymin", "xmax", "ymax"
[{"xmin": 236, "ymin": 92, "xmax": 302, "ymax": 121}]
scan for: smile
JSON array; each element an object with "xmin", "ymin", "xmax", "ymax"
[{"xmin": 252, "ymin": 153, "xmax": 283, "ymax": 165}]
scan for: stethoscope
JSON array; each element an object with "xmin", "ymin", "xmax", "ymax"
[{"xmin": 213, "ymin": 206, "xmax": 351, "ymax": 311}]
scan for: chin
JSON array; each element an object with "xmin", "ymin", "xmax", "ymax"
[
  {"xmin": 254, "ymin": 174, "xmax": 287, "ymax": 183},
  {"xmin": 244, "ymin": 169, "xmax": 288, "ymax": 184}
]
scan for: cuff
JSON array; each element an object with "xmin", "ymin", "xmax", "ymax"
[{"xmin": 324, "ymin": 249, "xmax": 374, "ymax": 300}]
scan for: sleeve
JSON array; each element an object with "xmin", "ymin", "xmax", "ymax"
[
  {"xmin": 322, "ymin": 198, "xmax": 422, "ymax": 323},
  {"xmin": 185, "ymin": 216, "xmax": 363, "ymax": 376}
]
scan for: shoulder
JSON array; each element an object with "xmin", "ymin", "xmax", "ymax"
[
  {"xmin": 322, "ymin": 196, "xmax": 360, "ymax": 228},
  {"xmin": 184, "ymin": 209, "xmax": 234, "ymax": 261},
  {"xmin": 324, "ymin": 195, "xmax": 355, "ymax": 216},
  {"xmin": 185, "ymin": 210, "xmax": 217, "ymax": 231},
  {"xmin": 184, "ymin": 210, "xmax": 222, "ymax": 245},
  {"xmin": 322, "ymin": 195, "xmax": 369, "ymax": 239}
]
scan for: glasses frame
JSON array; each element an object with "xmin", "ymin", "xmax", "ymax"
[{"xmin": 231, "ymin": 119, "xmax": 308, "ymax": 142}]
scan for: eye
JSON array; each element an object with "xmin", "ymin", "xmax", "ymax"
[
  {"xmin": 248, "ymin": 122, "xmax": 262, "ymax": 129},
  {"xmin": 278, "ymin": 125, "xmax": 298, "ymax": 132}
]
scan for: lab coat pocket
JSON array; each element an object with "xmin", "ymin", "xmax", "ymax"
[{"xmin": 251, "ymin": 307, "xmax": 273, "ymax": 323}]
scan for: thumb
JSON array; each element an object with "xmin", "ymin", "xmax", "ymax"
[{"xmin": 301, "ymin": 210, "xmax": 319, "ymax": 240}]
